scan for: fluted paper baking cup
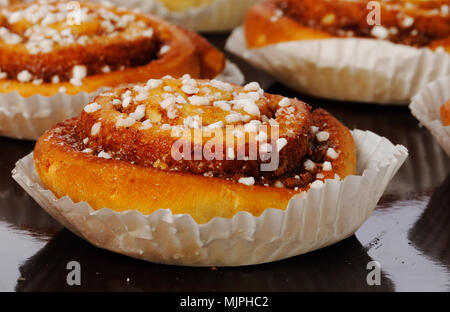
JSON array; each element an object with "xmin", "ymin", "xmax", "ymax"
[
  {"xmin": 12, "ymin": 130, "xmax": 407, "ymax": 266},
  {"xmin": 226, "ymin": 27, "xmax": 450, "ymax": 105},
  {"xmin": 0, "ymin": 60, "xmax": 244, "ymax": 141},
  {"xmin": 0, "ymin": 89, "xmax": 102, "ymax": 141},
  {"xmin": 91, "ymin": 0, "xmax": 262, "ymax": 32},
  {"xmin": 409, "ymin": 76, "xmax": 450, "ymax": 157},
  {"xmin": 215, "ymin": 60, "xmax": 245, "ymax": 85}
]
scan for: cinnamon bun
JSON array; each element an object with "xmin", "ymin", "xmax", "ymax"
[
  {"xmin": 0, "ymin": 0, "xmax": 225, "ymax": 97},
  {"xmin": 34, "ymin": 76, "xmax": 356, "ymax": 224},
  {"xmin": 441, "ymin": 99, "xmax": 450, "ymax": 126},
  {"xmin": 245, "ymin": 0, "xmax": 450, "ymax": 51}
]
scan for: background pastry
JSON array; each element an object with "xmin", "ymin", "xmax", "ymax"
[
  {"xmin": 227, "ymin": 0, "xmax": 450, "ymax": 104},
  {"xmin": 156, "ymin": 0, "xmax": 214, "ymax": 12},
  {"xmin": 245, "ymin": 0, "xmax": 450, "ymax": 50},
  {"xmin": 0, "ymin": 0, "xmax": 225, "ymax": 97},
  {"xmin": 0, "ymin": 0, "xmax": 240, "ymax": 140},
  {"xmin": 89, "ymin": 0, "xmax": 263, "ymax": 32},
  {"xmin": 410, "ymin": 77, "xmax": 450, "ymax": 157},
  {"xmin": 441, "ymin": 100, "xmax": 450, "ymax": 126}
]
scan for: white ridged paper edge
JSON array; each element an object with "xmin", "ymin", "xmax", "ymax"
[
  {"xmin": 409, "ymin": 76, "xmax": 450, "ymax": 157},
  {"xmin": 225, "ymin": 27, "xmax": 450, "ymax": 105},
  {"xmin": 0, "ymin": 89, "xmax": 103, "ymax": 141},
  {"xmin": 11, "ymin": 130, "xmax": 408, "ymax": 266},
  {"xmin": 215, "ymin": 60, "xmax": 245, "ymax": 85},
  {"xmin": 91, "ymin": 0, "xmax": 262, "ymax": 32},
  {"xmin": 0, "ymin": 60, "xmax": 244, "ymax": 141}
]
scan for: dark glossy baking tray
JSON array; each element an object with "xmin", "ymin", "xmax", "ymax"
[{"xmin": 0, "ymin": 34, "xmax": 449, "ymax": 292}]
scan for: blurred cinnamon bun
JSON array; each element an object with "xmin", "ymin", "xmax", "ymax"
[
  {"xmin": 441, "ymin": 99, "xmax": 450, "ymax": 126},
  {"xmin": 245, "ymin": 0, "xmax": 450, "ymax": 51},
  {"xmin": 0, "ymin": 0, "xmax": 225, "ymax": 97}
]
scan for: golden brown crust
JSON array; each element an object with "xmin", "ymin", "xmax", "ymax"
[
  {"xmin": 33, "ymin": 120, "xmax": 297, "ymax": 224},
  {"xmin": 33, "ymin": 110, "xmax": 355, "ymax": 224},
  {"xmin": 441, "ymin": 99, "xmax": 450, "ymax": 126},
  {"xmin": 0, "ymin": 1, "xmax": 225, "ymax": 97},
  {"xmin": 245, "ymin": 0, "xmax": 450, "ymax": 50},
  {"xmin": 33, "ymin": 79, "xmax": 356, "ymax": 224}
]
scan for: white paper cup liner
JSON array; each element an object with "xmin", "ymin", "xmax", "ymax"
[
  {"xmin": 226, "ymin": 27, "xmax": 450, "ymax": 105},
  {"xmin": 215, "ymin": 60, "xmax": 245, "ymax": 85},
  {"xmin": 0, "ymin": 60, "xmax": 243, "ymax": 141},
  {"xmin": 409, "ymin": 76, "xmax": 450, "ymax": 157},
  {"xmin": 0, "ymin": 89, "xmax": 103, "ymax": 141},
  {"xmin": 91, "ymin": 0, "xmax": 262, "ymax": 32},
  {"xmin": 11, "ymin": 129, "xmax": 407, "ymax": 266}
]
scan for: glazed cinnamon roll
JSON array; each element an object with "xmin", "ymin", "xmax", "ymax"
[
  {"xmin": 245, "ymin": 0, "xmax": 450, "ymax": 51},
  {"xmin": 0, "ymin": 0, "xmax": 224, "ymax": 97},
  {"xmin": 34, "ymin": 76, "xmax": 356, "ymax": 224},
  {"xmin": 441, "ymin": 99, "xmax": 450, "ymax": 126}
]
